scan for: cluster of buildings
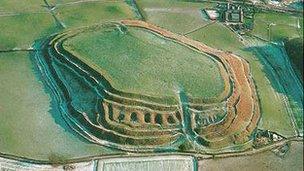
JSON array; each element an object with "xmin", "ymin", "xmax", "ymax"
[{"xmin": 203, "ymin": 3, "xmax": 254, "ymax": 30}]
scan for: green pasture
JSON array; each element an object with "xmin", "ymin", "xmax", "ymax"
[
  {"xmin": 136, "ymin": 0, "xmax": 215, "ymax": 34},
  {"xmin": 0, "ymin": 52, "xmax": 116, "ymax": 160},
  {"xmin": 0, "ymin": 13, "xmax": 59, "ymax": 50},
  {"xmin": 141, "ymin": 10, "xmax": 210, "ymax": 34},
  {"xmin": 187, "ymin": 22, "xmax": 244, "ymax": 51},
  {"xmin": 47, "ymin": 0, "xmax": 92, "ymax": 5},
  {"xmin": 64, "ymin": 26, "xmax": 225, "ymax": 101},
  {"xmin": 136, "ymin": 0, "xmax": 215, "ymax": 9},
  {"xmin": 187, "ymin": 23, "xmax": 296, "ymax": 137},
  {"xmin": 0, "ymin": 0, "xmax": 137, "ymax": 50},
  {"xmin": 0, "ymin": 0, "xmax": 45, "ymax": 13},
  {"xmin": 48, "ymin": 0, "xmax": 131, "ymax": 5},
  {"xmin": 251, "ymin": 12, "xmax": 303, "ymax": 41},
  {"xmin": 54, "ymin": 1, "xmax": 135, "ymax": 28}
]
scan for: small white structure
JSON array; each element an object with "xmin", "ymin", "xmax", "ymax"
[{"xmin": 204, "ymin": 9, "xmax": 219, "ymax": 20}]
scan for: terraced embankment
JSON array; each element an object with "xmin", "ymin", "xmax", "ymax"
[{"xmin": 33, "ymin": 20, "xmax": 260, "ymax": 153}]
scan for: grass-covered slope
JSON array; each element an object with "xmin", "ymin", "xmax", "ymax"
[
  {"xmin": 0, "ymin": 52, "xmax": 115, "ymax": 160},
  {"xmin": 63, "ymin": 26, "xmax": 225, "ymax": 99}
]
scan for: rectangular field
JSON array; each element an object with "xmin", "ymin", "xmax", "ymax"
[
  {"xmin": 98, "ymin": 155, "xmax": 195, "ymax": 171},
  {"xmin": 54, "ymin": 0, "xmax": 136, "ymax": 28},
  {"xmin": 251, "ymin": 12, "xmax": 302, "ymax": 41},
  {"xmin": 136, "ymin": 0, "xmax": 215, "ymax": 34}
]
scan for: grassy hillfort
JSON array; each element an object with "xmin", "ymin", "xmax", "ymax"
[
  {"xmin": 0, "ymin": 0, "xmax": 302, "ymax": 170},
  {"xmin": 36, "ymin": 20, "xmax": 260, "ymax": 152}
]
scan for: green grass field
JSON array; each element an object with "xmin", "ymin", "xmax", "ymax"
[
  {"xmin": 141, "ymin": 10, "xmax": 209, "ymax": 34},
  {"xmin": 0, "ymin": 0, "xmax": 45, "ymax": 13},
  {"xmin": 188, "ymin": 22, "xmax": 244, "ymax": 52},
  {"xmin": 0, "ymin": 0, "xmax": 59, "ymax": 50},
  {"xmin": 48, "ymin": 0, "xmax": 89, "ymax": 5},
  {"xmin": 251, "ymin": 12, "xmax": 302, "ymax": 41},
  {"xmin": 0, "ymin": 52, "xmax": 116, "ymax": 160},
  {"xmin": 54, "ymin": 1, "xmax": 135, "ymax": 28},
  {"xmin": 136, "ymin": 0, "xmax": 215, "ymax": 10},
  {"xmin": 136, "ymin": 0, "xmax": 215, "ymax": 34},
  {"xmin": 0, "ymin": 0, "xmax": 136, "ymax": 51},
  {"xmin": 64, "ymin": 26, "xmax": 225, "ymax": 100},
  {"xmin": 0, "ymin": 13, "xmax": 59, "ymax": 50}
]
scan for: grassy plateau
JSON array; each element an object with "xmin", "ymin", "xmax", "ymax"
[{"xmin": 63, "ymin": 26, "xmax": 226, "ymax": 100}]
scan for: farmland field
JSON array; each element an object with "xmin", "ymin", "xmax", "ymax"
[
  {"xmin": 187, "ymin": 22, "xmax": 244, "ymax": 51},
  {"xmin": 54, "ymin": 0, "xmax": 136, "ymax": 28},
  {"xmin": 136, "ymin": 0, "xmax": 215, "ymax": 34},
  {"xmin": 0, "ymin": 0, "xmax": 45, "ymax": 13},
  {"xmin": 251, "ymin": 12, "xmax": 302, "ymax": 41}
]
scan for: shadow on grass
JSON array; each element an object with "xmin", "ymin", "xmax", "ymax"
[{"xmin": 29, "ymin": 50, "xmax": 100, "ymax": 144}]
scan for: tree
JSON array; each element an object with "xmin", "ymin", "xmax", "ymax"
[{"xmin": 284, "ymin": 37, "xmax": 303, "ymax": 80}]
